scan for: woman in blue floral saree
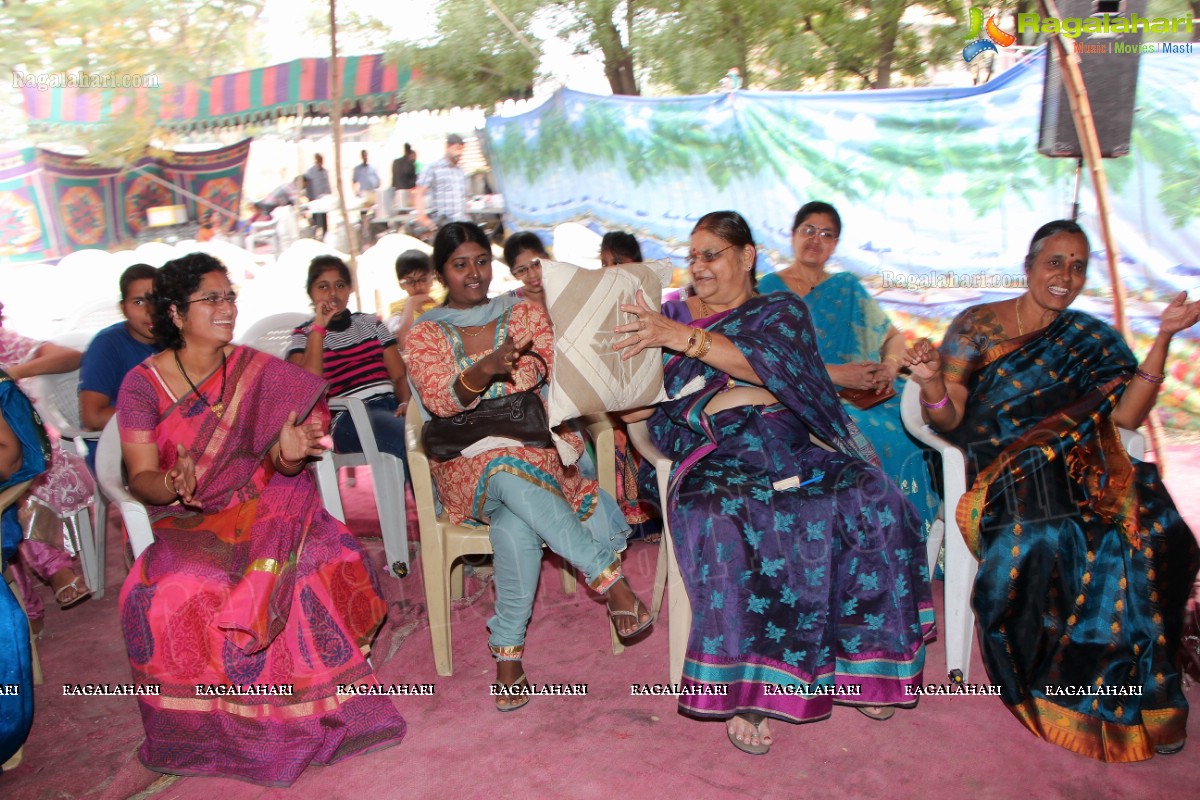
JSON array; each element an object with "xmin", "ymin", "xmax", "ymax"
[
  {"xmin": 906, "ymin": 220, "xmax": 1200, "ymax": 761},
  {"xmin": 619, "ymin": 212, "xmax": 933, "ymax": 756}
]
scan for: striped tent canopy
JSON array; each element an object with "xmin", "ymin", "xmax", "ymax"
[{"xmin": 21, "ymin": 55, "xmax": 412, "ymax": 133}]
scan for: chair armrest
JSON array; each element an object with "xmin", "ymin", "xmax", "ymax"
[
  {"xmin": 1118, "ymin": 427, "xmax": 1144, "ymax": 460},
  {"xmin": 329, "ymin": 384, "xmax": 394, "ymax": 467},
  {"xmin": 582, "ymin": 414, "xmax": 617, "ymax": 498},
  {"xmin": 95, "ymin": 417, "xmax": 155, "ymax": 559},
  {"xmin": 626, "ymin": 420, "xmax": 673, "ymax": 478},
  {"xmin": 899, "ymin": 378, "xmax": 967, "ymax": 478}
]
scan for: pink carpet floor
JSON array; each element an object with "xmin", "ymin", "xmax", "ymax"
[{"xmin": 3, "ymin": 445, "xmax": 1200, "ymax": 800}]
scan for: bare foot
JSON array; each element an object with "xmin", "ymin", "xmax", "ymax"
[{"xmin": 606, "ymin": 578, "xmax": 651, "ymax": 638}]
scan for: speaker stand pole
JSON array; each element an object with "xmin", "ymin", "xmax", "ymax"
[
  {"xmin": 1040, "ymin": 0, "xmax": 1167, "ymax": 472},
  {"xmin": 1071, "ymin": 158, "xmax": 1084, "ymax": 221}
]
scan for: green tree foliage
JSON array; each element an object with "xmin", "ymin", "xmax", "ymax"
[
  {"xmin": 387, "ymin": 0, "xmax": 542, "ymax": 110},
  {"xmin": 0, "ymin": 0, "xmax": 267, "ymax": 159}
]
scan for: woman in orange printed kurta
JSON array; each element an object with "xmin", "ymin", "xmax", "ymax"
[{"xmin": 404, "ymin": 222, "xmax": 652, "ymax": 710}]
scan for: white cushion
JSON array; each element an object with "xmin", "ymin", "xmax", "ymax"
[{"xmin": 540, "ymin": 259, "xmax": 672, "ymax": 427}]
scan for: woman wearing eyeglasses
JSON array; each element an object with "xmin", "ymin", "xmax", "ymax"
[
  {"xmin": 405, "ymin": 222, "xmax": 652, "ymax": 711},
  {"xmin": 502, "ymin": 231, "xmax": 548, "ymax": 308},
  {"xmin": 116, "ymin": 253, "xmax": 406, "ymax": 784},
  {"xmin": 758, "ymin": 202, "xmax": 939, "ymax": 544},
  {"xmin": 288, "ymin": 255, "xmax": 410, "ymax": 460},
  {"xmin": 619, "ymin": 211, "xmax": 932, "ymax": 756}
]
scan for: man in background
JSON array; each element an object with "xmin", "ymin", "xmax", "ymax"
[
  {"xmin": 78, "ymin": 264, "xmax": 161, "ymax": 467},
  {"xmin": 413, "ymin": 133, "xmax": 469, "ymax": 234},
  {"xmin": 303, "ymin": 153, "xmax": 332, "ymax": 240}
]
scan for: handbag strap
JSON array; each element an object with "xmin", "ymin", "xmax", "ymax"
[{"xmin": 515, "ymin": 350, "xmax": 549, "ymax": 394}]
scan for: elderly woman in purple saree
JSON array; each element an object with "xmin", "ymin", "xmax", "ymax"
[{"xmin": 620, "ymin": 212, "xmax": 933, "ymax": 755}]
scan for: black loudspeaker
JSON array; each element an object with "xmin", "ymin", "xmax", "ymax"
[{"xmin": 1037, "ymin": 0, "xmax": 1145, "ymax": 158}]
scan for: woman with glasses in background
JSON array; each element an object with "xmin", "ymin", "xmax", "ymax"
[
  {"xmin": 619, "ymin": 211, "xmax": 932, "ymax": 756},
  {"xmin": 759, "ymin": 202, "xmax": 939, "ymax": 545},
  {"xmin": 503, "ymin": 231, "xmax": 549, "ymax": 309},
  {"xmin": 405, "ymin": 222, "xmax": 652, "ymax": 711},
  {"xmin": 116, "ymin": 252, "xmax": 405, "ymax": 784},
  {"xmin": 288, "ymin": 255, "xmax": 409, "ymax": 459}
]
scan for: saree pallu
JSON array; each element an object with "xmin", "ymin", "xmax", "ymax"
[
  {"xmin": 945, "ymin": 310, "xmax": 1199, "ymax": 762},
  {"xmin": 0, "ymin": 372, "xmax": 50, "ymax": 767},
  {"xmin": 116, "ymin": 346, "xmax": 405, "ymax": 786},
  {"xmin": 650, "ymin": 295, "xmax": 933, "ymax": 722},
  {"xmin": 759, "ymin": 270, "xmax": 940, "ymax": 537}
]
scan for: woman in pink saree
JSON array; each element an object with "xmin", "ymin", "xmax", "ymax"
[{"xmin": 116, "ymin": 253, "xmax": 405, "ymax": 786}]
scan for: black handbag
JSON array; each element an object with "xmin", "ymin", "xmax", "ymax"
[{"xmin": 423, "ymin": 350, "xmax": 553, "ymax": 461}]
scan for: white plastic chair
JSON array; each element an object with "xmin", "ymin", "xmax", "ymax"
[
  {"xmin": 898, "ymin": 378, "xmax": 1144, "ymax": 682},
  {"xmin": 25, "ymin": 331, "xmax": 106, "ymax": 599},
  {"xmin": 626, "ymin": 420, "xmax": 691, "ymax": 685},
  {"xmin": 328, "ymin": 384, "xmax": 408, "ymax": 578},
  {"xmin": 236, "ymin": 312, "xmax": 310, "ymax": 359},
  {"xmin": 58, "ymin": 299, "xmax": 125, "ymax": 338},
  {"xmin": 95, "ymin": 417, "xmax": 345, "ymax": 563},
  {"xmin": 95, "ymin": 417, "xmax": 155, "ymax": 560}
]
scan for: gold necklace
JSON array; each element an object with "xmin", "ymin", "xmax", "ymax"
[
  {"xmin": 1015, "ymin": 297, "xmax": 1024, "ymax": 336},
  {"xmin": 699, "ymin": 299, "xmax": 713, "ymax": 318}
]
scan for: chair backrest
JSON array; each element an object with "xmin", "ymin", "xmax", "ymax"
[
  {"xmin": 95, "ymin": 416, "xmax": 155, "ymax": 558},
  {"xmin": 236, "ymin": 312, "xmax": 310, "ymax": 359},
  {"xmin": 25, "ymin": 329, "xmax": 94, "ymax": 441},
  {"xmin": 59, "ymin": 300, "xmax": 125, "ymax": 337}
]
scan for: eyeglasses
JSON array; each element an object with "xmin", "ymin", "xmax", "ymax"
[
  {"xmin": 181, "ymin": 292, "xmax": 238, "ymax": 307},
  {"xmin": 449, "ymin": 255, "xmax": 492, "ymax": 271},
  {"xmin": 511, "ymin": 260, "xmax": 542, "ymax": 280},
  {"xmin": 797, "ymin": 224, "xmax": 837, "ymax": 241},
  {"xmin": 399, "ymin": 274, "xmax": 433, "ymax": 288},
  {"xmin": 686, "ymin": 244, "xmax": 734, "ymax": 267}
]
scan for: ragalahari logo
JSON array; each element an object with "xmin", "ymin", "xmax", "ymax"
[{"xmin": 963, "ymin": 7, "xmax": 1016, "ymax": 62}]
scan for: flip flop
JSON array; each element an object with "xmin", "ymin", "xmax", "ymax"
[
  {"xmin": 607, "ymin": 582, "xmax": 653, "ymax": 641},
  {"xmin": 495, "ymin": 673, "xmax": 531, "ymax": 713},
  {"xmin": 727, "ymin": 714, "xmax": 771, "ymax": 756},
  {"xmin": 54, "ymin": 576, "xmax": 92, "ymax": 609},
  {"xmin": 856, "ymin": 705, "xmax": 896, "ymax": 722}
]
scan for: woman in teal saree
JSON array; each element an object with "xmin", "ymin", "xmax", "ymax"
[
  {"xmin": 759, "ymin": 202, "xmax": 938, "ymax": 539},
  {"xmin": 0, "ymin": 370, "xmax": 50, "ymax": 768},
  {"xmin": 906, "ymin": 220, "xmax": 1200, "ymax": 761}
]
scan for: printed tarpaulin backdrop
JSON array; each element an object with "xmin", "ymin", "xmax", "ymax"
[
  {"xmin": 484, "ymin": 47, "xmax": 1200, "ymax": 427},
  {"xmin": 0, "ymin": 139, "xmax": 251, "ymax": 261},
  {"xmin": 485, "ymin": 48, "xmax": 1199, "ymax": 297}
]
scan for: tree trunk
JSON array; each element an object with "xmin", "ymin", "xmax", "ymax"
[
  {"xmin": 328, "ymin": 0, "xmax": 363, "ymax": 309},
  {"xmin": 872, "ymin": 0, "xmax": 904, "ymax": 89},
  {"xmin": 599, "ymin": 19, "xmax": 639, "ymax": 95}
]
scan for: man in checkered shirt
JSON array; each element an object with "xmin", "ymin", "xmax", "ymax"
[{"xmin": 413, "ymin": 133, "xmax": 469, "ymax": 232}]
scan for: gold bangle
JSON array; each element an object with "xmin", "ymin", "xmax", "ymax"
[
  {"xmin": 162, "ymin": 471, "xmax": 177, "ymax": 498},
  {"xmin": 459, "ymin": 369, "xmax": 486, "ymax": 394},
  {"xmin": 682, "ymin": 331, "xmax": 699, "ymax": 357},
  {"xmin": 275, "ymin": 452, "xmax": 304, "ymax": 471},
  {"xmin": 883, "ymin": 353, "xmax": 905, "ymax": 367},
  {"xmin": 692, "ymin": 329, "xmax": 713, "ymax": 360}
]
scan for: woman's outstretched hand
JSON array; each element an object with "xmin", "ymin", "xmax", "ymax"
[
  {"xmin": 481, "ymin": 332, "xmax": 534, "ymax": 381},
  {"xmin": 613, "ymin": 289, "xmax": 687, "ymax": 361},
  {"xmin": 279, "ymin": 411, "xmax": 327, "ymax": 463},
  {"xmin": 903, "ymin": 339, "xmax": 942, "ymax": 384},
  {"xmin": 1159, "ymin": 291, "xmax": 1200, "ymax": 338}
]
